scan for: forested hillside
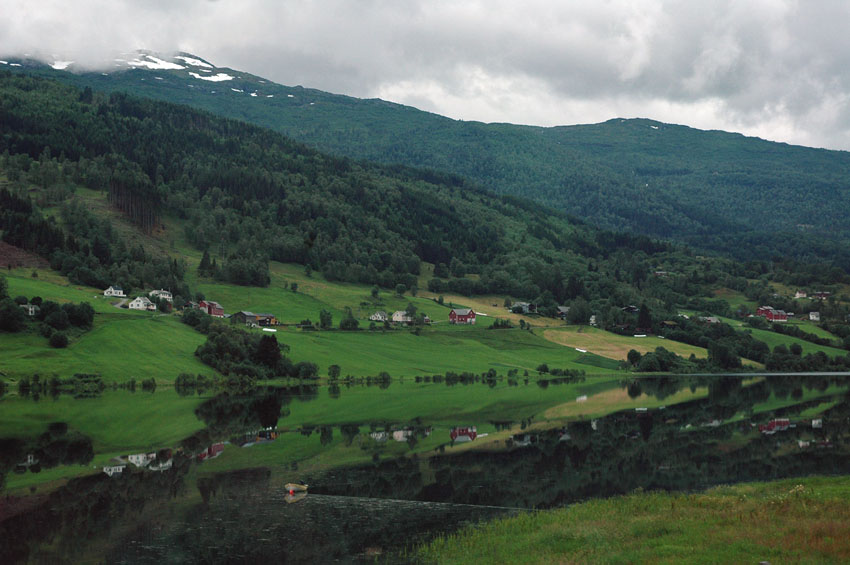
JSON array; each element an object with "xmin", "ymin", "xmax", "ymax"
[
  {"xmin": 1, "ymin": 71, "xmax": 704, "ymax": 311},
  {"xmin": 9, "ymin": 52, "xmax": 850, "ymax": 267}
]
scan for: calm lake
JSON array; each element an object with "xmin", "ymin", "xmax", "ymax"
[{"xmin": 1, "ymin": 373, "xmax": 848, "ymax": 563}]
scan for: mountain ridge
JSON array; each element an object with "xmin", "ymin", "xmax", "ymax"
[{"xmin": 5, "ymin": 50, "xmax": 850, "ymax": 267}]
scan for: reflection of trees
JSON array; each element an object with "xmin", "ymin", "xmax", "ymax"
[
  {"xmin": 314, "ymin": 376, "xmax": 850, "ymax": 509},
  {"xmin": 194, "ymin": 385, "xmax": 318, "ymax": 436},
  {"xmin": 0, "ymin": 457, "xmax": 190, "ymax": 564},
  {"xmin": 0, "ymin": 424, "xmax": 93, "ymax": 492}
]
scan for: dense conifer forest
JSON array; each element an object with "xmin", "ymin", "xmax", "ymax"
[{"xmin": 13, "ymin": 55, "xmax": 850, "ymax": 268}]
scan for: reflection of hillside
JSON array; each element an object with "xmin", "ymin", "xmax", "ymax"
[{"xmin": 312, "ymin": 375, "xmax": 850, "ymax": 509}]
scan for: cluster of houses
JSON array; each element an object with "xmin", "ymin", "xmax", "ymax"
[
  {"xmin": 104, "ymin": 285, "xmax": 173, "ymax": 312},
  {"xmin": 795, "ymin": 290, "xmax": 831, "ymax": 300}
]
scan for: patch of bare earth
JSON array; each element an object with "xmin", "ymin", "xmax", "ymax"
[{"xmin": 0, "ymin": 242, "xmax": 49, "ymax": 270}]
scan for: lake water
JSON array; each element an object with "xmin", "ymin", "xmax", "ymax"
[{"xmin": 1, "ymin": 373, "xmax": 848, "ymax": 563}]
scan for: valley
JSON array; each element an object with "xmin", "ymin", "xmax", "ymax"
[{"xmin": 1, "ymin": 66, "xmax": 850, "ymax": 563}]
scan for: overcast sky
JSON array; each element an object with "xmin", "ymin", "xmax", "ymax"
[{"xmin": 4, "ymin": 0, "xmax": 850, "ymax": 150}]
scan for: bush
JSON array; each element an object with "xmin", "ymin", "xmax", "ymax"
[{"xmin": 49, "ymin": 332, "xmax": 69, "ymax": 348}]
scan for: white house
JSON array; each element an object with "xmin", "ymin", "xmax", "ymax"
[
  {"xmin": 104, "ymin": 286, "xmax": 126, "ymax": 298},
  {"xmin": 128, "ymin": 296, "xmax": 156, "ymax": 311},
  {"xmin": 795, "ymin": 290, "xmax": 808, "ymax": 299},
  {"xmin": 370, "ymin": 311, "xmax": 388, "ymax": 322},
  {"xmin": 392, "ymin": 310, "xmax": 412, "ymax": 324},
  {"xmin": 589, "ymin": 315, "xmax": 598, "ymax": 326},
  {"xmin": 103, "ymin": 465, "xmax": 125, "ymax": 477},
  {"xmin": 19, "ymin": 304, "xmax": 40, "ymax": 317},
  {"xmin": 149, "ymin": 289, "xmax": 173, "ymax": 303},
  {"xmin": 809, "ymin": 311, "xmax": 821, "ymax": 322},
  {"xmin": 127, "ymin": 452, "xmax": 156, "ymax": 467}
]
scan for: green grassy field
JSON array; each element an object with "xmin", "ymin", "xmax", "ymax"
[
  {"xmin": 0, "ymin": 313, "xmax": 213, "ymax": 382},
  {"xmin": 415, "ymin": 476, "xmax": 850, "ymax": 564},
  {"xmin": 742, "ymin": 327, "xmax": 848, "ymax": 358},
  {"xmin": 682, "ymin": 312, "xmax": 848, "ymax": 358}
]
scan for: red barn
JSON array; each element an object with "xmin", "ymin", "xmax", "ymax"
[
  {"xmin": 199, "ymin": 299, "xmax": 224, "ymax": 318},
  {"xmin": 756, "ymin": 306, "xmax": 787, "ymax": 322},
  {"xmin": 449, "ymin": 308, "xmax": 476, "ymax": 325}
]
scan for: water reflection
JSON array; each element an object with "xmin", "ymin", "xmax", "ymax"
[
  {"xmin": 109, "ymin": 470, "xmax": 514, "ymax": 564},
  {"xmin": 2, "ymin": 374, "xmax": 849, "ymax": 563}
]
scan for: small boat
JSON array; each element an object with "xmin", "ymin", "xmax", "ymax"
[
  {"xmin": 285, "ymin": 483, "xmax": 308, "ymax": 494},
  {"xmin": 285, "ymin": 491, "xmax": 307, "ymax": 504}
]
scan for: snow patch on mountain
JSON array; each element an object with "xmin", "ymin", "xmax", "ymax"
[
  {"xmin": 231, "ymin": 88, "xmax": 244, "ymax": 93},
  {"xmin": 127, "ymin": 55, "xmax": 184, "ymax": 70},
  {"xmin": 174, "ymin": 55, "xmax": 213, "ymax": 68},
  {"xmin": 189, "ymin": 71, "xmax": 234, "ymax": 82},
  {"xmin": 51, "ymin": 61, "xmax": 74, "ymax": 70}
]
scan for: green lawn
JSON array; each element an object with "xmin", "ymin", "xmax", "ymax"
[
  {"xmin": 416, "ymin": 476, "xmax": 850, "ymax": 564},
  {"xmin": 1, "ymin": 314, "xmax": 213, "ymax": 382},
  {"xmin": 279, "ymin": 324, "xmax": 615, "ymax": 377},
  {"xmin": 742, "ymin": 327, "xmax": 848, "ymax": 358}
]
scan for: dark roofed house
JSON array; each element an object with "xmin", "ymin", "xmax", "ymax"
[{"xmin": 233, "ymin": 311, "xmax": 259, "ymax": 325}]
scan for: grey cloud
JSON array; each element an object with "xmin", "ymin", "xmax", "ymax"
[{"xmin": 2, "ymin": 0, "xmax": 850, "ymax": 150}]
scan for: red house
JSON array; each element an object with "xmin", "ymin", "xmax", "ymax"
[
  {"xmin": 449, "ymin": 308, "xmax": 476, "ymax": 325},
  {"xmin": 450, "ymin": 426, "xmax": 477, "ymax": 442},
  {"xmin": 756, "ymin": 306, "xmax": 787, "ymax": 322},
  {"xmin": 199, "ymin": 299, "xmax": 224, "ymax": 318}
]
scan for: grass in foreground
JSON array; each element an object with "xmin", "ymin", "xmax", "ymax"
[{"xmin": 416, "ymin": 476, "xmax": 850, "ymax": 564}]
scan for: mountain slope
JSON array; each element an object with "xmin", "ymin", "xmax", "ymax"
[
  {"xmin": 0, "ymin": 71, "xmax": 702, "ymax": 312},
  {"xmin": 6, "ymin": 51, "xmax": 850, "ymax": 267}
]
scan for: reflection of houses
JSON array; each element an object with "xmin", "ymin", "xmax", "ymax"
[
  {"xmin": 450, "ymin": 426, "xmax": 477, "ymax": 442},
  {"xmin": 129, "ymin": 296, "xmax": 156, "ymax": 311},
  {"xmin": 128, "ymin": 452, "xmax": 156, "ymax": 467},
  {"xmin": 197, "ymin": 443, "xmax": 225, "ymax": 461},
  {"xmin": 104, "ymin": 285, "xmax": 126, "ymax": 298},
  {"xmin": 149, "ymin": 458, "xmax": 173, "ymax": 472},
  {"xmin": 392, "ymin": 428, "xmax": 431, "ymax": 442},
  {"xmin": 103, "ymin": 465, "xmax": 125, "ymax": 477},
  {"xmin": 149, "ymin": 289, "xmax": 173, "ymax": 302},
  {"xmin": 370, "ymin": 311, "xmax": 388, "ymax": 322},
  {"xmin": 370, "ymin": 431, "xmax": 389, "ymax": 443},
  {"xmin": 238, "ymin": 428, "xmax": 280, "ymax": 447},
  {"xmin": 812, "ymin": 419, "xmax": 823, "ymax": 429},
  {"xmin": 449, "ymin": 308, "xmax": 476, "ymax": 325},
  {"xmin": 511, "ymin": 434, "xmax": 537, "ymax": 447},
  {"xmin": 759, "ymin": 418, "xmax": 792, "ymax": 434}
]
